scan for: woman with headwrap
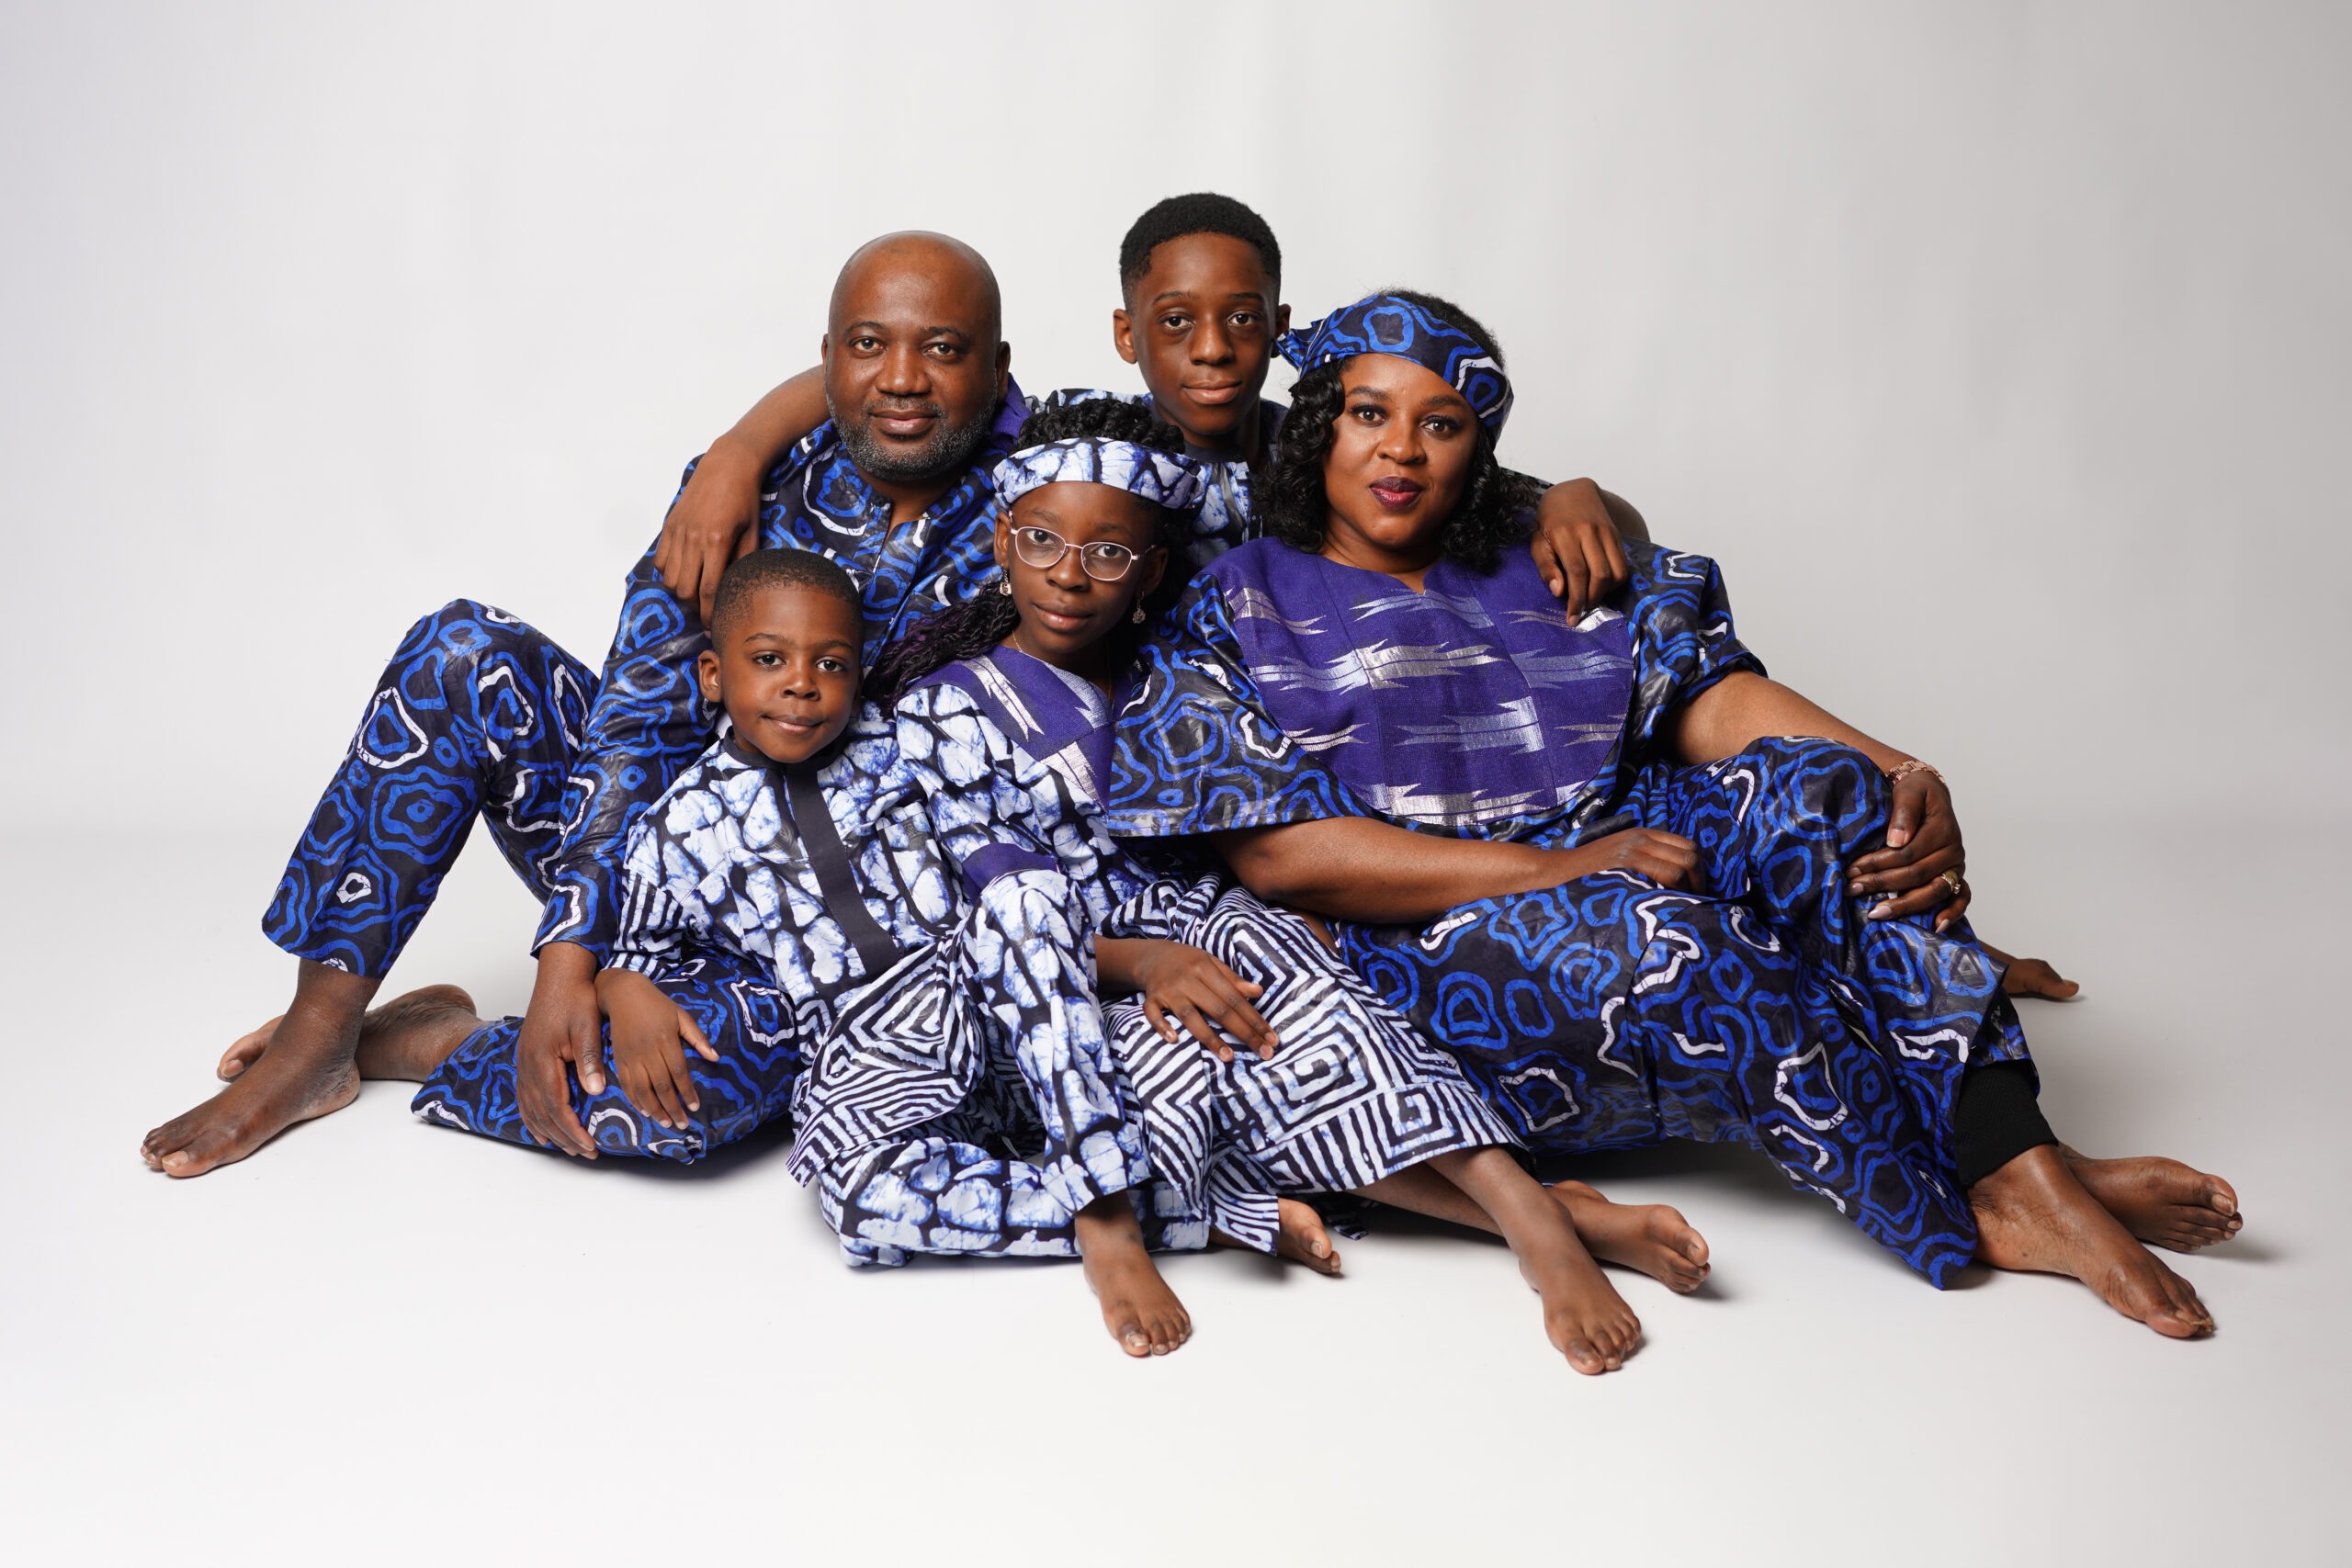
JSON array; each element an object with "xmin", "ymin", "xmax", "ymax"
[{"xmin": 1103, "ymin": 290, "xmax": 2239, "ymax": 1337}]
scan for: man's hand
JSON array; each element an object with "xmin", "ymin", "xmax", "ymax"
[
  {"xmin": 1848, "ymin": 770, "xmax": 1969, "ymax": 930},
  {"xmin": 515, "ymin": 942, "xmax": 606, "ymax": 1158},
  {"xmin": 1107, "ymin": 938, "xmax": 1277, "ymax": 1065},
  {"xmin": 1531, "ymin": 478, "xmax": 1631, "ymax": 622},
  {"xmin": 597, "ymin": 968, "xmax": 719, "ymax": 1132},
  {"xmin": 653, "ymin": 440, "xmax": 766, "ymax": 627},
  {"xmin": 1558, "ymin": 828, "xmax": 1706, "ymax": 892}
]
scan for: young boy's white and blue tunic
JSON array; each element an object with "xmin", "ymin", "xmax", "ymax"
[
  {"xmin": 857, "ymin": 645, "xmax": 1518, "ymax": 1257},
  {"xmin": 1106, "ymin": 536, "xmax": 2036, "ymax": 1286}
]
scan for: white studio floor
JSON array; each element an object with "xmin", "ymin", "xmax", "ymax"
[{"xmin": 5, "ymin": 809, "xmax": 2345, "ymax": 1566}]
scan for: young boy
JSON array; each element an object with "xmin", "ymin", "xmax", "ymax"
[{"xmin": 596, "ymin": 547, "xmax": 1193, "ymax": 1355}]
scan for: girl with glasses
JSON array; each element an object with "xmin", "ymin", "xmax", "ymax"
[{"xmin": 795, "ymin": 398, "xmax": 1697, "ymax": 1372}]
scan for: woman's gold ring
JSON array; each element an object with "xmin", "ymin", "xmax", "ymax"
[{"xmin": 1940, "ymin": 869, "xmax": 1963, "ymax": 898}]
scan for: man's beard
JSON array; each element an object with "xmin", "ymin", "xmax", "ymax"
[{"xmin": 833, "ymin": 395, "xmax": 1000, "ymax": 486}]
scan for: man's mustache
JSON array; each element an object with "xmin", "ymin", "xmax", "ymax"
[{"xmin": 864, "ymin": 400, "xmax": 944, "ymax": 420}]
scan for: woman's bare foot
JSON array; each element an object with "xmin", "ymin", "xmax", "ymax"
[
  {"xmin": 1074, "ymin": 1196, "xmax": 1192, "ymax": 1358},
  {"xmin": 1970, "ymin": 1145, "xmax": 2214, "ymax": 1337},
  {"xmin": 219, "ymin": 984, "xmax": 481, "ymax": 1083},
  {"xmin": 1273, "ymin": 1197, "xmax": 1343, "ymax": 1275},
  {"xmin": 1548, "ymin": 1179, "xmax": 1710, "ymax": 1292},
  {"xmin": 142, "ymin": 962, "xmax": 382, "ymax": 1179},
  {"xmin": 2060, "ymin": 1146, "xmax": 2241, "ymax": 1252}
]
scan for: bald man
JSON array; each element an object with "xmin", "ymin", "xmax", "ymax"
[{"xmin": 142, "ymin": 231, "xmax": 1027, "ymax": 1176}]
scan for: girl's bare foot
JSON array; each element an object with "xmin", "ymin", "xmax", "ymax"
[
  {"xmin": 220, "ymin": 985, "xmax": 481, "ymax": 1083},
  {"xmin": 1970, "ymin": 1145, "xmax": 2214, "ymax": 1338},
  {"xmin": 1074, "ymin": 1196, "xmax": 1192, "ymax": 1358},
  {"xmin": 2060, "ymin": 1146, "xmax": 2241, "ymax": 1252},
  {"xmin": 1548, "ymin": 1179, "xmax": 1710, "ymax": 1292},
  {"xmin": 1428, "ymin": 1148, "xmax": 1640, "ymax": 1374},
  {"xmin": 1522, "ymin": 1211, "xmax": 1644, "ymax": 1375},
  {"xmin": 1273, "ymin": 1198, "xmax": 1343, "ymax": 1275}
]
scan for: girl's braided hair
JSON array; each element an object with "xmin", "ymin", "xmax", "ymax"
[
  {"xmin": 866, "ymin": 397, "xmax": 1193, "ymax": 713},
  {"xmin": 1260, "ymin": 288, "xmax": 1542, "ymax": 572}
]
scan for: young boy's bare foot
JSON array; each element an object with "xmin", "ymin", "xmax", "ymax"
[
  {"xmin": 1970, "ymin": 1145, "xmax": 2214, "ymax": 1338},
  {"xmin": 1273, "ymin": 1197, "xmax": 1343, "ymax": 1275},
  {"xmin": 1548, "ymin": 1179, "xmax": 1710, "ymax": 1292},
  {"xmin": 219, "ymin": 984, "xmax": 481, "ymax": 1083},
  {"xmin": 2060, "ymin": 1146, "xmax": 2241, "ymax": 1252},
  {"xmin": 1074, "ymin": 1195, "xmax": 1192, "ymax": 1357}
]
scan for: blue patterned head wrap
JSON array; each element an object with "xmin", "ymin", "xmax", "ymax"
[
  {"xmin": 1277, "ymin": 292, "xmax": 1513, "ymax": 444},
  {"xmin": 991, "ymin": 437, "xmax": 1207, "ymax": 513}
]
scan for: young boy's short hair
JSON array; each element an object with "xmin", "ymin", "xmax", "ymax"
[
  {"xmin": 1117, "ymin": 192, "xmax": 1282, "ymax": 299},
  {"xmin": 710, "ymin": 548, "xmax": 863, "ymax": 641}
]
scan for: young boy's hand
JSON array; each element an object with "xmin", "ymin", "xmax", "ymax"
[
  {"xmin": 595, "ymin": 969, "xmax": 720, "ymax": 1132},
  {"xmin": 1114, "ymin": 939, "xmax": 1278, "ymax": 1065}
]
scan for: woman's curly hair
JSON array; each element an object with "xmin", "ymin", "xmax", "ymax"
[
  {"xmin": 1261, "ymin": 288, "xmax": 1542, "ymax": 572},
  {"xmin": 866, "ymin": 397, "xmax": 1193, "ymax": 713}
]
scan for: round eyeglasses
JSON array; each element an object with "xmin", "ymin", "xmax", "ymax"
[{"xmin": 1009, "ymin": 525, "xmax": 1143, "ymax": 581}]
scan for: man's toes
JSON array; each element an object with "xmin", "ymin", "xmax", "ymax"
[
  {"xmin": 1112, "ymin": 1317, "xmax": 1151, "ymax": 1358},
  {"xmin": 1560, "ymin": 1336, "xmax": 1604, "ymax": 1375}
]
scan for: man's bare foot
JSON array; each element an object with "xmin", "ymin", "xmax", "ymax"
[
  {"xmin": 2060, "ymin": 1146, "xmax": 2241, "ymax": 1252},
  {"xmin": 143, "ymin": 960, "xmax": 384, "ymax": 1179},
  {"xmin": 1970, "ymin": 1145, "xmax": 2214, "ymax": 1337},
  {"xmin": 218, "ymin": 984, "xmax": 481, "ymax": 1082},
  {"xmin": 1984, "ymin": 944, "xmax": 2080, "ymax": 1000},
  {"xmin": 1074, "ymin": 1197, "xmax": 1192, "ymax": 1358},
  {"xmin": 1548, "ymin": 1179, "xmax": 1710, "ymax": 1292},
  {"xmin": 1272, "ymin": 1198, "xmax": 1343, "ymax": 1275}
]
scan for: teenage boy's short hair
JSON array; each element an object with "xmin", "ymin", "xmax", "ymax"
[
  {"xmin": 709, "ymin": 548, "xmax": 864, "ymax": 642},
  {"xmin": 1117, "ymin": 193, "xmax": 1282, "ymax": 299}
]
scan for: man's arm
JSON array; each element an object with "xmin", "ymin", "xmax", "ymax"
[{"xmin": 656, "ymin": 366, "xmax": 829, "ymax": 625}]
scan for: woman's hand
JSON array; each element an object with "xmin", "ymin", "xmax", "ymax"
[
  {"xmin": 1848, "ymin": 769, "xmax": 1970, "ymax": 930},
  {"xmin": 516, "ymin": 942, "xmax": 607, "ymax": 1159},
  {"xmin": 652, "ymin": 441, "xmax": 766, "ymax": 627},
  {"xmin": 1531, "ymin": 478, "xmax": 1630, "ymax": 621},
  {"xmin": 597, "ymin": 968, "xmax": 719, "ymax": 1132},
  {"xmin": 1556, "ymin": 829, "xmax": 1707, "ymax": 892},
  {"xmin": 1102, "ymin": 937, "xmax": 1277, "ymax": 1064}
]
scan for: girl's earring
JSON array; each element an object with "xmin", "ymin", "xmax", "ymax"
[
  {"xmin": 1130, "ymin": 603, "xmax": 1147, "ymax": 624},
  {"xmin": 998, "ymin": 578, "xmax": 1012, "ymax": 597}
]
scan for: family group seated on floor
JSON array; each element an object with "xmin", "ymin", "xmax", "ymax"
[{"xmin": 143, "ymin": 195, "xmax": 2240, "ymax": 1370}]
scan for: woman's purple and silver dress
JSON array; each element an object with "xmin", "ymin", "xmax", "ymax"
[{"xmin": 1104, "ymin": 536, "xmax": 2033, "ymax": 1286}]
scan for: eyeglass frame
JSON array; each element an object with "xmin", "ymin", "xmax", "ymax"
[{"xmin": 1004, "ymin": 523, "xmax": 1157, "ymax": 582}]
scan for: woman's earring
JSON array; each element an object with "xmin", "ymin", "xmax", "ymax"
[
  {"xmin": 1130, "ymin": 604, "xmax": 1147, "ymax": 624},
  {"xmin": 998, "ymin": 578, "xmax": 1012, "ymax": 597}
]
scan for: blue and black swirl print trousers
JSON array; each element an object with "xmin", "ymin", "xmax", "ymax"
[
  {"xmin": 1338, "ymin": 737, "xmax": 2032, "ymax": 1286},
  {"xmin": 411, "ymin": 949, "xmax": 801, "ymax": 1161},
  {"xmin": 263, "ymin": 599, "xmax": 594, "ymax": 978}
]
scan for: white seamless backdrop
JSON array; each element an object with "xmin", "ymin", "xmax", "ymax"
[
  {"xmin": 3, "ymin": 0, "xmax": 2345, "ymax": 841},
  {"xmin": 7, "ymin": 6, "xmax": 2352, "ymax": 1563}
]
